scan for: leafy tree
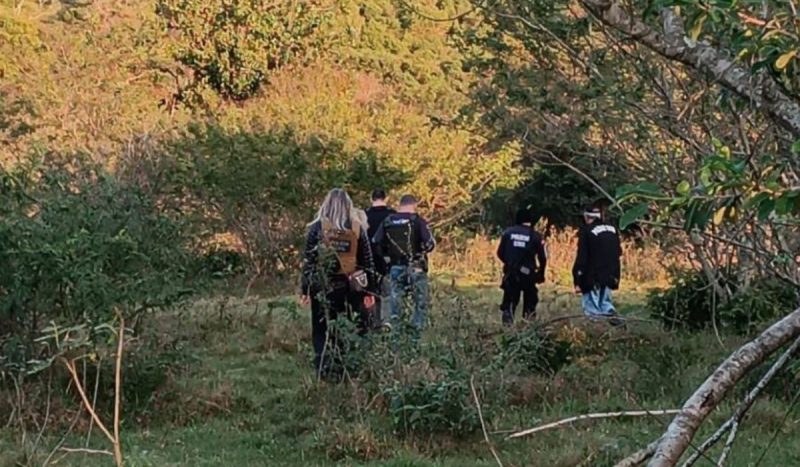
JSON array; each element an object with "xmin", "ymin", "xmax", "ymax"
[{"xmin": 155, "ymin": 0, "xmax": 324, "ymax": 103}]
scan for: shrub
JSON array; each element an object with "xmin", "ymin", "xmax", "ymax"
[
  {"xmin": 0, "ymin": 155, "xmax": 197, "ymax": 378},
  {"xmin": 648, "ymin": 270, "xmax": 798, "ymax": 334},
  {"xmin": 495, "ymin": 325, "xmax": 572, "ymax": 376},
  {"xmin": 383, "ymin": 368, "xmax": 480, "ymax": 437},
  {"xmin": 126, "ymin": 125, "xmax": 408, "ymax": 280}
]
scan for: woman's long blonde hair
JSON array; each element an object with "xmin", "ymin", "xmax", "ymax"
[
  {"xmin": 310, "ymin": 188, "xmax": 354, "ymax": 230},
  {"xmin": 352, "ymin": 208, "xmax": 368, "ymax": 231}
]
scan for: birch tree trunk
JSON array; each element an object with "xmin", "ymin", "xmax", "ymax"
[{"xmin": 647, "ymin": 307, "xmax": 800, "ymax": 466}]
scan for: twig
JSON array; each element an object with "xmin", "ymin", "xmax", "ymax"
[
  {"xmin": 717, "ymin": 421, "xmax": 738, "ymax": 466},
  {"xmin": 470, "ymin": 375, "xmax": 504, "ymax": 467},
  {"xmin": 63, "ymin": 359, "xmax": 115, "ymax": 444},
  {"xmin": 614, "ymin": 439, "xmax": 659, "ymax": 467},
  {"xmin": 112, "ymin": 315, "xmax": 124, "ymax": 467},
  {"xmin": 681, "ymin": 335, "xmax": 800, "ymax": 466},
  {"xmin": 58, "ymin": 447, "xmax": 114, "ymax": 456},
  {"xmin": 508, "ymin": 409, "xmax": 681, "ymax": 439},
  {"xmin": 86, "ymin": 358, "xmax": 101, "ymax": 448}
]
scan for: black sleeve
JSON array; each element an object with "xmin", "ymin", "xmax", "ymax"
[
  {"xmin": 417, "ymin": 217, "xmax": 436, "ymax": 253},
  {"xmin": 301, "ymin": 222, "xmax": 322, "ymax": 295},
  {"xmin": 371, "ymin": 221, "xmax": 386, "ymax": 259},
  {"xmin": 497, "ymin": 232, "xmax": 507, "ymax": 263},
  {"xmin": 572, "ymin": 228, "xmax": 589, "ymax": 287},
  {"xmin": 357, "ymin": 227, "xmax": 378, "ymax": 293},
  {"xmin": 535, "ymin": 234, "xmax": 547, "ymax": 283}
]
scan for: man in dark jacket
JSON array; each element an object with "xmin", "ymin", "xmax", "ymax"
[
  {"xmin": 372, "ymin": 194, "xmax": 435, "ymax": 330},
  {"xmin": 497, "ymin": 208, "xmax": 547, "ymax": 324},
  {"xmin": 572, "ymin": 204, "xmax": 623, "ymax": 324},
  {"xmin": 365, "ymin": 189, "xmax": 396, "ymax": 328}
]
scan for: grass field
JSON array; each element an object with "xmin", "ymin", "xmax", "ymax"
[{"xmin": 3, "ymin": 278, "xmax": 800, "ymax": 467}]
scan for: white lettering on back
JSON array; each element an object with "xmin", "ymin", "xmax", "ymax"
[{"xmin": 591, "ymin": 225, "xmax": 617, "ymax": 236}]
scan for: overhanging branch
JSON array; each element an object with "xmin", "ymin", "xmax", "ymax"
[{"xmin": 581, "ymin": 0, "xmax": 800, "ymax": 138}]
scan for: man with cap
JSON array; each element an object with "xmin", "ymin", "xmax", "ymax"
[
  {"xmin": 497, "ymin": 207, "xmax": 547, "ymax": 324},
  {"xmin": 572, "ymin": 203, "xmax": 624, "ymax": 325},
  {"xmin": 372, "ymin": 194, "xmax": 435, "ymax": 331}
]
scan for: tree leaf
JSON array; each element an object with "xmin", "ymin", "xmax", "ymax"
[
  {"xmin": 775, "ymin": 50, "xmax": 797, "ymax": 70},
  {"xmin": 757, "ymin": 198, "xmax": 775, "ymax": 221},
  {"xmin": 712, "ymin": 207, "xmax": 726, "ymax": 226},
  {"xmin": 619, "ymin": 203, "xmax": 649, "ymax": 230},
  {"xmin": 676, "ymin": 180, "xmax": 691, "ymax": 196}
]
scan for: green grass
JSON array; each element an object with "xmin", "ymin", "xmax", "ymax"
[{"xmin": 3, "ymin": 279, "xmax": 800, "ymax": 467}]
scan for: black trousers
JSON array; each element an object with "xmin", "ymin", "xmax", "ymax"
[
  {"xmin": 310, "ymin": 280, "xmax": 368, "ymax": 371},
  {"xmin": 500, "ymin": 277, "xmax": 539, "ymax": 324}
]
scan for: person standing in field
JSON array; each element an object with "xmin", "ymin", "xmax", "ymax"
[
  {"xmin": 365, "ymin": 189, "xmax": 396, "ymax": 328},
  {"xmin": 572, "ymin": 203, "xmax": 624, "ymax": 325},
  {"xmin": 300, "ymin": 188, "xmax": 377, "ymax": 377},
  {"xmin": 372, "ymin": 194, "xmax": 435, "ymax": 332},
  {"xmin": 497, "ymin": 208, "xmax": 547, "ymax": 324}
]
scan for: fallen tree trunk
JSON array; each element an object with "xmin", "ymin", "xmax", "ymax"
[{"xmin": 646, "ymin": 307, "xmax": 800, "ymax": 466}]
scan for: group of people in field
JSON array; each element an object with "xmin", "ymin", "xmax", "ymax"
[{"xmin": 300, "ymin": 188, "xmax": 623, "ymax": 377}]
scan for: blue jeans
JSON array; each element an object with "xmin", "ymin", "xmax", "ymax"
[
  {"xmin": 582, "ymin": 287, "xmax": 616, "ymax": 318},
  {"xmin": 389, "ymin": 265, "xmax": 429, "ymax": 329}
]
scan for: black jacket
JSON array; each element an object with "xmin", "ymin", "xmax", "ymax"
[
  {"xmin": 572, "ymin": 222, "xmax": 622, "ymax": 293},
  {"xmin": 365, "ymin": 206, "xmax": 395, "ymax": 239},
  {"xmin": 365, "ymin": 206, "xmax": 395, "ymax": 274},
  {"xmin": 372, "ymin": 212, "xmax": 435, "ymax": 271},
  {"xmin": 300, "ymin": 220, "xmax": 377, "ymax": 295},
  {"xmin": 497, "ymin": 225, "xmax": 547, "ymax": 284}
]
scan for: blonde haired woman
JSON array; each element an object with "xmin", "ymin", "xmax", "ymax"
[{"xmin": 300, "ymin": 188, "xmax": 376, "ymax": 377}]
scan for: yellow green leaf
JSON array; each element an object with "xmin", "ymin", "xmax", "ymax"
[
  {"xmin": 690, "ymin": 15, "xmax": 707, "ymax": 41},
  {"xmin": 713, "ymin": 207, "xmax": 726, "ymax": 226},
  {"xmin": 776, "ymin": 50, "xmax": 797, "ymax": 70}
]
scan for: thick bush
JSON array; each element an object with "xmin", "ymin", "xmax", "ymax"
[
  {"xmin": 383, "ymin": 368, "xmax": 480, "ymax": 437},
  {"xmin": 496, "ymin": 325, "xmax": 572, "ymax": 376},
  {"xmin": 127, "ymin": 125, "xmax": 408, "ymax": 279},
  {"xmin": 648, "ymin": 270, "xmax": 798, "ymax": 334},
  {"xmin": 0, "ymin": 155, "xmax": 197, "ymax": 377}
]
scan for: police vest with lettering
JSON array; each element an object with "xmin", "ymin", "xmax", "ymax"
[
  {"xmin": 383, "ymin": 214, "xmax": 419, "ymax": 261},
  {"xmin": 321, "ymin": 219, "xmax": 361, "ymax": 275}
]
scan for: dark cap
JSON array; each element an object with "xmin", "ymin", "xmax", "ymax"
[
  {"xmin": 515, "ymin": 208, "xmax": 534, "ymax": 225},
  {"xmin": 399, "ymin": 194, "xmax": 418, "ymax": 206}
]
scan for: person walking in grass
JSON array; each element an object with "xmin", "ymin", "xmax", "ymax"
[
  {"xmin": 372, "ymin": 194, "xmax": 435, "ymax": 332},
  {"xmin": 572, "ymin": 203, "xmax": 624, "ymax": 326},
  {"xmin": 497, "ymin": 208, "xmax": 547, "ymax": 324},
  {"xmin": 300, "ymin": 188, "xmax": 377, "ymax": 377},
  {"xmin": 365, "ymin": 189, "xmax": 396, "ymax": 329}
]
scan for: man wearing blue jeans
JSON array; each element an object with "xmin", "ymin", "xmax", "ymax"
[
  {"xmin": 572, "ymin": 204, "xmax": 624, "ymax": 325},
  {"xmin": 372, "ymin": 195, "xmax": 435, "ymax": 330}
]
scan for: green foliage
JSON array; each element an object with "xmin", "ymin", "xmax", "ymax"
[
  {"xmin": 496, "ymin": 325, "xmax": 572, "ymax": 376},
  {"xmin": 647, "ymin": 271, "xmax": 717, "ymax": 331},
  {"xmin": 0, "ymin": 155, "xmax": 196, "ymax": 375},
  {"xmin": 155, "ymin": 0, "xmax": 324, "ymax": 102},
  {"xmin": 143, "ymin": 125, "xmax": 408, "ymax": 275},
  {"xmin": 651, "ymin": 0, "xmax": 800, "ymax": 96},
  {"xmin": 383, "ymin": 368, "xmax": 480, "ymax": 437},
  {"xmin": 648, "ymin": 270, "xmax": 798, "ymax": 334}
]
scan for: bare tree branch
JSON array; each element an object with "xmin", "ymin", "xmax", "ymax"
[
  {"xmin": 650, "ymin": 307, "xmax": 800, "ymax": 466},
  {"xmin": 508, "ymin": 409, "xmax": 681, "ymax": 439},
  {"xmin": 681, "ymin": 335, "xmax": 800, "ymax": 466}
]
